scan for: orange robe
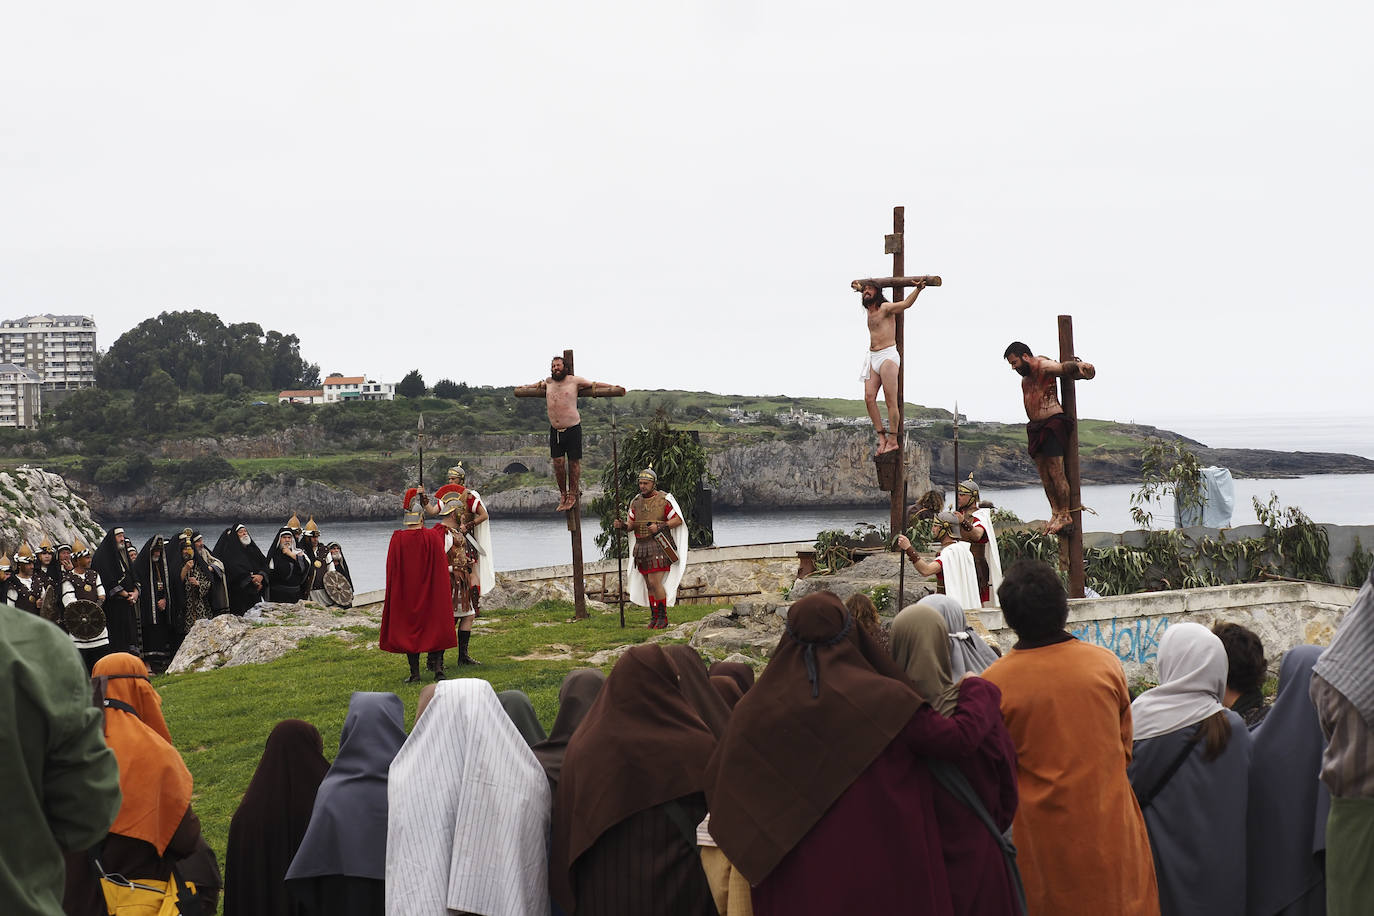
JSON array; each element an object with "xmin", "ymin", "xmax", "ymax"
[{"xmin": 982, "ymin": 639, "xmax": 1159, "ymax": 916}]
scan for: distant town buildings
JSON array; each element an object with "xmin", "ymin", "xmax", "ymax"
[
  {"xmin": 0, "ymin": 364, "xmax": 43, "ymax": 428},
  {"xmin": 0, "ymin": 314, "xmax": 99, "ymax": 428},
  {"xmin": 278, "ymin": 373, "xmax": 395, "ymax": 406}
]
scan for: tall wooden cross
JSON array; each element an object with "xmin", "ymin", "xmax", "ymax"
[
  {"xmin": 853, "ymin": 205, "xmax": 942, "ymax": 540},
  {"xmin": 513, "ymin": 348, "xmax": 626, "ymax": 619},
  {"xmin": 1057, "ymin": 316, "xmax": 1086, "ymax": 598}
]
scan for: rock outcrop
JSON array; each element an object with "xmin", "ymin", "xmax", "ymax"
[
  {"xmin": 0, "ymin": 467, "xmax": 104, "ymax": 555},
  {"xmin": 167, "ymin": 601, "xmax": 381, "ymax": 673},
  {"xmin": 90, "ymin": 475, "xmax": 398, "ymax": 521},
  {"xmin": 710, "ymin": 429, "xmax": 933, "ymax": 508}
]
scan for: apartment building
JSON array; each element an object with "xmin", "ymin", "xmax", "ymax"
[
  {"xmin": 0, "ymin": 363, "xmax": 42, "ymax": 428},
  {"xmin": 0, "ymin": 314, "xmax": 98, "ymax": 391}
]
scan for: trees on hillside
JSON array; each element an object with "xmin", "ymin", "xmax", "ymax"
[
  {"xmin": 97, "ymin": 310, "xmax": 320, "ymax": 394},
  {"xmin": 396, "ymin": 370, "xmax": 427, "ymax": 398}
]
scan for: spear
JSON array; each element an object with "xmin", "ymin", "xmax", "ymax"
[
  {"xmin": 953, "ymin": 401, "xmax": 960, "ymax": 500},
  {"xmin": 611, "ymin": 403, "xmax": 625, "ymax": 627},
  {"xmin": 417, "ymin": 413, "xmax": 425, "ymax": 493}
]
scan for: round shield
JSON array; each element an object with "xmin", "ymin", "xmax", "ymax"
[
  {"xmin": 64, "ymin": 599, "xmax": 106, "ymax": 641},
  {"xmin": 40, "ymin": 585, "xmax": 64, "ymax": 626},
  {"xmin": 323, "ymin": 569, "xmax": 353, "ymax": 607}
]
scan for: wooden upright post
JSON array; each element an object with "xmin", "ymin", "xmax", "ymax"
[
  {"xmin": 1057, "ymin": 317, "xmax": 1086, "ymax": 598},
  {"xmin": 562, "ymin": 348, "xmax": 589, "ymax": 619},
  {"xmin": 889, "ymin": 207, "xmax": 905, "ymax": 541}
]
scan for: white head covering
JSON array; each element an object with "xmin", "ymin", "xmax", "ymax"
[
  {"xmin": 1130, "ymin": 622, "xmax": 1227, "ymax": 741},
  {"xmin": 386, "ymin": 678, "xmax": 552, "ymax": 916},
  {"xmin": 917, "ymin": 594, "xmax": 1000, "ymax": 679}
]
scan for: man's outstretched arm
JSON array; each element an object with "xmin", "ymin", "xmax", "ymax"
[{"xmin": 885, "ymin": 281, "xmax": 928, "ymax": 314}]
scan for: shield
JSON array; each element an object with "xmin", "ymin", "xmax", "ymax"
[
  {"xmin": 323, "ymin": 570, "xmax": 353, "ymax": 607},
  {"xmin": 40, "ymin": 585, "xmax": 64, "ymax": 626},
  {"xmin": 655, "ymin": 531, "xmax": 680, "ymax": 565},
  {"xmin": 64, "ymin": 599, "xmax": 106, "ymax": 641}
]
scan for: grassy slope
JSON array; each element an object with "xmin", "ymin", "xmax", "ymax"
[{"xmin": 155, "ymin": 600, "xmax": 729, "ymax": 864}]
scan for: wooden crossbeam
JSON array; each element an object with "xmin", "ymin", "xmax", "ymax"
[
  {"xmin": 513, "ymin": 382, "xmax": 625, "ymax": 398},
  {"xmin": 852, "ymin": 275, "xmax": 943, "ymax": 290}
]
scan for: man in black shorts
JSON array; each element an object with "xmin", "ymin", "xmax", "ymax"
[
  {"xmin": 1004, "ymin": 341, "xmax": 1096, "ymax": 534},
  {"xmin": 529, "ymin": 355, "xmax": 622, "ymax": 511}
]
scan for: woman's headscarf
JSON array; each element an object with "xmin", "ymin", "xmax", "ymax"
[
  {"xmin": 92, "ymin": 650, "xmax": 173, "ymax": 742},
  {"xmin": 530, "ymin": 668, "xmax": 604, "ymax": 792},
  {"xmin": 387, "ymin": 679, "xmax": 551, "ymax": 916},
  {"xmin": 921, "ymin": 593, "xmax": 1001, "ymax": 678},
  {"xmin": 224, "ymin": 720, "xmax": 330, "ymax": 916},
  {"xmin": 91, "ymin": 653, "xmax": 193, "ymax": 855},
  {"xmin": 707, "ymin": 661, "xmax": 755, "ymax": 695},
  {"xmin": 1247, "ymin": 645, "xmax": 1331, "ymax": 914},
  {"xmin": 497, "ymin": 689, "xmax": 548, "ymax": 746},
  {"xmin": 550, "ymin": 646, "xmax": 719, "ymax": 909},
  {"xmin": 890, "ymin": 602, "xmax": 962, "ymax": 716},
  {"xmin": 286, "ymin": 692, "xmax": 406, "ymax": 881},
  {"xmin": 703, "ymin": 591, "xmax": 922, "ymax": 884},
  {"xmin": 710, "ymin": 675, "xmax": 746, "ymax": 709},
  {"xmin": 1130, "ymin": 622, "xmax": 1228, "ymax": 741}
]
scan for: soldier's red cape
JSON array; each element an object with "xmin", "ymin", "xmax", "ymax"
[{"xmin": 379, "ymin": 525, "xmax": 457, "ymax": 653}]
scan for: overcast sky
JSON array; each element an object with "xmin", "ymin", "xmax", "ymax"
[{"xmin": 3, "ymin": 2, "xmax": 1369, "ymax": 428}]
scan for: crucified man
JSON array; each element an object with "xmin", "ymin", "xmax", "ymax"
[
  {"xmin": 529, "ymin": 355, "xmax": 620, "ymax": 512},
  {"xmin": 853, "ymin": 278, "xmax": 928, "ymax": 454},
  {"xmin": 1004, "ymin": 341, "xmax": 1096, "ymax": 535}
]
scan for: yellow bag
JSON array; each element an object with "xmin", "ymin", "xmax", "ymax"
[{"xmin": 97, "ymin": 864, "xmax": 197, "ymax": 916}]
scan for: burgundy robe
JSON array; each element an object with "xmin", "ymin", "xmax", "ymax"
[
  {"xmin": 378, "ymin": 526, "xmax": 455, "ymax": 654},
  {"xmin": 752, "ymin": 678, "xmax": 1014, "ymax": 916}
]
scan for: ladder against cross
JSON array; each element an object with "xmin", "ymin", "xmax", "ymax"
[{"xmin": 513, "ymin": 348, "xmax": 625, "ymax": 619}]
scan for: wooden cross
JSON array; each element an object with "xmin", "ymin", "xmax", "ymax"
[
  {"xmin": 858, "ymin": 207, "xmax": 942, "ymax": 569},
  {"xmin": 1057, "ymin": 316, "xmax": 1086, "ymax": 598},
  {"xmin": 513, "ymin": 348, "xmax": 625, "ymax": 619}
]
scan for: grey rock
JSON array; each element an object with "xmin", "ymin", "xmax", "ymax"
[
  {"xmin": 0, "ymin": 467, "xmax": 104, "ymax": 554},
  {"xmin": 689, "ymin": 610, "xmax": 784, "ymax": 656},
  {"xmin": 788, "ymin": 552, "xmax": 935, "ymax": 609},
  {"xmin": 167, "ymin": 600, "xmax": 381, "ymax": 673}
]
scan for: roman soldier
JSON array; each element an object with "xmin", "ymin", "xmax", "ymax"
[
  {"xmin": 402, "ymin": 487, "xmax": 427, "ymax": 529},
  {"xmin": 5, "ymin": 545, "xmax": 44, "ymax": 615},
  {"xmin": 299, "ymin": 516, "xmax": 329, "ymax": 602},
  {"xmin": 955, "ymin": 474, "xmax": 1003, "ymax": 605},
  {"xmin": 895, "ymin": 512, "xmax": 982, "ymax": 610},
  {"xmin": 381, "ymin": 497, "xmax": 457, "ymax": 683},
  {"xmin": 615, "ymin": 465, "xmax": 689, "ymax": 629},
  {"xmin": 425, "ymin": 464, "xmax": 494, "ymax": 620},
  {"xmin": 63, "ymin": 537, "xmax": 111, "ymax": 671}
]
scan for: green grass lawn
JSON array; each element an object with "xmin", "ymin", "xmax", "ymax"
[{"xmin": 154, "ymin": 599, "xmax": 730, "ymax": 865}]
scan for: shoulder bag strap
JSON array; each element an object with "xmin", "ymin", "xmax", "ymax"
[
  {"xmin": 1134, "ymin": 724, "xmax": 1204, "ymax": 811},
  {"xmin": 927, "ymin": 758, "xmax": 1028, "ymax": 916}
]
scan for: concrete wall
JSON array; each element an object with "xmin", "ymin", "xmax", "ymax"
[{"xmin": 972, "ymin": 580, "xmax": 1357, "ymax": 685}]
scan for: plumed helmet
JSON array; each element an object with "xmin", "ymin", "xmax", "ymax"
[
  {"xmin": 637, "ymin": 464, "xmax": 657, "ymax": 483},
  {"xmin": 447, "ymin": 464, "xmax": 466, "ymax": 483},
  {"xmin": 932, "ymin": 511, "xmax": 962, "ymax": 540},
  {"xmin": 439, "ymin": 492, "xmax": 465, "ymax": 516},
  {"xmin": 956, "ymin": 474, "xmax": 980, "ymax": 503}
]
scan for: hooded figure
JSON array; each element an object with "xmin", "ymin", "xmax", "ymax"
[
  {"xmin": 213, "ymin": 524, "xmax": 269, "ymax": 615},
  {"xmin": 531, "ymin": 668, "xmax": 606, "ymax": 793},
  {"xmin": 286, "ymin": 692, "xmax": 407, "ymax": 916},
  {"xmin": 1247, "ymin": 645, "xmax": 1329, "ymax": 916},
  {"xmin": 705, "ymin": 592, "xmax": 1009, "ymax": 915},
  {"xmin": 65, "ymin": 653, "xmax": 222, "ymax": 916},
  {"xmin": 224, "ymin": 720, "xmax": 331, "ymax": 916},
  {"xmin": 93, "ymin": 527, "xmax": 141, "ymax": 654},
  {"xmin": 1128, "ymin": 622, "xmax": 1252, "ymax": 916},
  {"xmin": 265, "ymin": 527, "xmax": 311, "ymax": 604},
  {"xmin": 920, "ymin": 594, "xmax": 1001, "ymax": 679},
  {"xmin": 889, "ymin": 602, "xmax": 1021, "ymax": 915},
  {"xmin": 192, "ymin": 531, "xmax": 231, "ymax": 615},
  {"xmin": 137, "ymin": 534, "xmax": 183, "ymax": 670},
  {"xmin": 497, "ymin": 690, "xmax": 548, "ymax": 746},
  {"xmin": 550, "ymin": 645, "xmax": 719, "ymax": 915},
  {"xmin": 386, "ymin": 679, "xmax": 553, "ymax": 916},
  {"xmin": 326, "ymin": 542, "xmax": 352, "ymax": 586}
]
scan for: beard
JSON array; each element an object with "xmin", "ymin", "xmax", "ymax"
[
  {"xmin": 551, "ymin": 367, "xmax": 568, "ymax": 381},
  {"xmin": 1014, "ymin": 364, "xmax": 1031, "ymax": 377},
  {"xmin": 239, "ymin": 535, "xmax": 251, "ymax": 546}
]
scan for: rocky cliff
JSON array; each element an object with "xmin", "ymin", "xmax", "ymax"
[
  {"xmin": 710, "ymin": 428, "xmax": 932, "ymax": 508},
  {"xmin": 0, "ymin": 467, "xmax": 104, "ymax": 554}
]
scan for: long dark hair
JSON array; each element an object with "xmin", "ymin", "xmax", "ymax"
[{"xmin": 1200, "ymin": 710, "xmax": 1233, "ymax": 762}]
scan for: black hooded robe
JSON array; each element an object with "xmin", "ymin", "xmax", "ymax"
[
  {"xmin": 213, "ymin": 525, "xmax": 270, "ymax": 615},
  {"xmin": 137, "ymin": 535, "xmax": 184, "ymax": 670},
  {"xmin": 93, "ymin": 529, "xmax": 142, "ymax": 654},
  {"xmin": 265, "ymin": 529, "xmax": 310, "ymax": 604}
]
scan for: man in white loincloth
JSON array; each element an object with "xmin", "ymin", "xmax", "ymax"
[{"xmin": 853, "ymin": 278, "xmax": 929, "ymax": 454}]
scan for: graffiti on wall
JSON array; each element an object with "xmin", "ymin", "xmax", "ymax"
[{"xmin": 1071, "ymin": 617, "xmax": 1170, "ymax": 666}]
